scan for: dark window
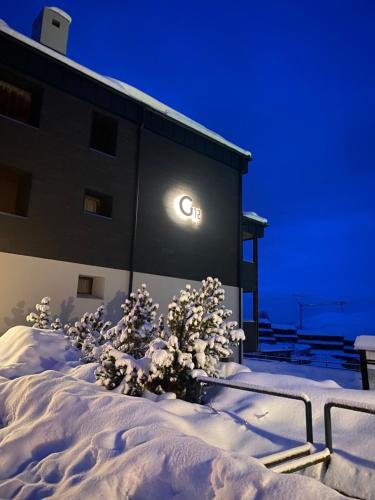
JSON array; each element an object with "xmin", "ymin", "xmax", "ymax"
[
  {"xmin": 83, "ymin": 189, "xmax": 112, "ymax": 218},
  {"xmin": 77, "ymin": 276, "xmax": 93, "ymax": 296},
  {"xmin": 90, "ymin": 111, "xmax": 118, "ymax": 156},
  {"xmin": 52, "ymin": 19, "xmax": 60, "ymax": 28},
  {"xmin": 0, "ymin": 77, "xmax": 42, "ymax": 126},
  {"xmin": 0, "ymin": 165, "xmax": 32, "ymax": 217}
]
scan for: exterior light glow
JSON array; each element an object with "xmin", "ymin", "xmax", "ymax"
[
  {"xmin": 164, "ymin": 187, "xmax": 202, "ymax": 228},
  {"xmin": 176, "ymin": 195, "xmax": 201, "ymax": 223}
]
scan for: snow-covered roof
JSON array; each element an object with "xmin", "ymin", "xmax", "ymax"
[
  {"xmin": 243, "ymin": 211, "xmax": 268, "ymax": 225},
  {"xmin": 0, "ymin": 19, "xmax": 251, "ymax": 159},
  {"xmin": 354, "ymin": 335, "xmax": 375, "ymax": 351}
]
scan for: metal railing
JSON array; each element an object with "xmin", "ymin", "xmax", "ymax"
[
  {"xmin": 324, "ymin": 398, "xmax": 375, "ymax": 453},
  {"xmin": 197, "ymin": 375, "xmax": 314, "ymax": 443},
  {"xmin": 244, "ymin": 351, "xmax": 360, "ymax": 371}
]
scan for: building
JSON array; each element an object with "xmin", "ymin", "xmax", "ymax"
[{"xmin": 0, "ymin": 8, "xmax": 267, "ymax": 357}]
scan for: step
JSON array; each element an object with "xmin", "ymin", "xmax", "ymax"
[
  {"xmin": 270, "ymin": 448, "xmax": 331, "ymax": 474},
  {"xmin": 259, "ymin": 443, "xmax": 312, "ymax": 467}
]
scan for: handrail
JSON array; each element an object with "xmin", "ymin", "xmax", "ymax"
[
  {"xmin": 244, "ymin": 352, "xmax": 360, "ymax": 371},
  {"xmin": 324, "ymin": 398, "xmax": 375, "ymax": 452},
  {"xmin": 197, "ymin": 376, "xmax": 314, "ymax": 443}
]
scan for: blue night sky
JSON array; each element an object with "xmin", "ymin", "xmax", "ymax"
[{"xmin": 2, "ymin": 1, "xmax": 374, "ymax": 325}]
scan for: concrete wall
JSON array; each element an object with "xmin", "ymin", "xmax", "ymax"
[{"xmin": 0, "ymin": 251, "xmax": 129, "ymax": 335}]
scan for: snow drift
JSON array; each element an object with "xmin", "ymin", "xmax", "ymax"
[
  {"xmin": 0, "ymin": 369, "xmax": 342, "ymax": 499},
  {"xmin": 0, "ymin": 326, "xmax": 79, "ymax": 379},
  {"xmin": 1, "ymin": 326, "xmax": 373, "ymax": 498}
]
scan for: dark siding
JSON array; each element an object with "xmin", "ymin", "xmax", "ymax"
[
  {"xmin": 0, "ymin": 77, "xmax": 138, "ymax": 269},
  {"xmin": 0, "ymin": 34, "xmax": 247, "ymax": 284},
  {"xmin": 134, "ymin": 129, "xmax": 241, "ymax": 287},
  {"xmin": 0, "ymin": 33, "xmax": 248, "ymax": 171}
]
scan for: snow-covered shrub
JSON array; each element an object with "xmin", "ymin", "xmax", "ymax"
[
  {"xmin": 145, "ymin": 277, "xmax": 245, "ymax": 401},
  {"xmin": 145, "ymin": 336, "xmax": 199, "ymax": 401},
  {"xmin": 65, "ymin": 305, "xmax": 111, "ymax": 362},
  {"xmin": 96, "ymin": 277, "xmax": 245, "ymax": 403},
  {"xmin": 96, "ymin": 345, "xmax": 149, "ymax": 396},
  {"xmin": 26, "ymin": 297, "xmax": 62, "ymax": 330},
  {"xmin": 104, "ymin": 284, "xmax": 159, "ymax": 359}
]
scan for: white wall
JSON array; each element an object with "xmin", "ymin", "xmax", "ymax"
[
  {"xmin": 0, "ymin": 251, "xmax": 129, "ymax": 335},
  {"xmin": 0, "ymin": 252, "xmax": 242, "ymax": 363},
  {"xmin": 133, "ymin": 271, "xmax": 239, "ymax": 321}
]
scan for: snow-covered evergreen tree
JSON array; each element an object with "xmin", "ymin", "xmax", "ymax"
[
  {"xmin": 96, "ymin": 277, "xmax": 245, "ymax": 403},
  {"xmin": 104, "ymin": 284, "xmax": 159, "ymax": 359},
  {"xmin": 144, "ymin": 277, "xmax": 245, "ymax": 401},
  {"xmin": 65, "ymin": 305, "xmax": 111, "ymax": 362},
  {"xmin": 26, "ymin": 297, "xmax": 62, "ymax": 330},
  {"xmin": 96, "ymin": 345, "xmax": 149, "ymax": 396}
]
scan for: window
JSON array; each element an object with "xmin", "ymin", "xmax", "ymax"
[
  {"xmin": 90, "ymin": 111, "xmax": 118, "ymax": 156},
  {"xmin": 0, "ymin": 165, "xmax": 32, "ymax": 217},
  {"xmin": 52, "ymin": 19, "xmax": 60, "ymax": 28},
  {"xmin": 0, "ymin": 77, "xmax": 42, "ymax": 126},
  {"xmin": 77, "ymin": 275, "xmax": 105, "ymax": 299},
  {"xmin": 77, "ymin": 276, "xmax": 94, "ymax": 296},
  {"xmin": 83, "ymin": 190, "xmax": 112, "ymax": 218}
]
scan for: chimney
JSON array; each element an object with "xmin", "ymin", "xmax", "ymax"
[{"xmin": 32, "ymin": 6, "xmax": 71, "ymax": 55}]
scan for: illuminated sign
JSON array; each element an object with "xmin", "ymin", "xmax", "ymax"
[{"xmin": 177, "ymin": 195, "xmax": 202, "ymax": 222}]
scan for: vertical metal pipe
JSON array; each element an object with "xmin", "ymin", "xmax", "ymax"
[
  {"xmin": 128, "ymin": 108, "xmax": 144, "ymax": 296},
  {"xmin": 238, "ymin": 171, "xmax": 243, "ymax": 363},
  {"xmin": 324, "ymin": 404, "xmax": 333, "ymax": 452},
  {"xmin": 253, "ymin": 237, "xmax": 259, "ymax": 351},
  {"xmin": 360, "ymin": 351, "xmax": 369, "ymax": 390},
  {"xmin": 305, "ymin": 400, "xmax": 314, "ymax": 443}
]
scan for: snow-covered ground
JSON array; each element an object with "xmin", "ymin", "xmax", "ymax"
[
  {"xmin": 1, "ymin": 327, "xmax": 375, "ymax": 499},
  {"xmin": 244, "ymin": 358, "xmax": 362, "ymax": 390}
]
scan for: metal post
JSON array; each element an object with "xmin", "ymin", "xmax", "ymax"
[
  {"xmin": 360, "ymin": 351, "xmax": 369, "ymax": 390},
  {"xmin": 128, "ymin": 108, "xmax": 144, "ymax": 296},
  {"xmin": 324, "ymin": 400, "xmax": 375, "ymax": 453},
  {"xmin": 198, "ymin": 376, "xmax": 314, "ymax": 444},
  {"xmin": 253, "ymin": 237, "xmax": 259, "ymax": 351},
  {"xmin": 305, "ymin": 400, "xmax": 313, "ymax": 444},
  {"xmin": 238, "ymin": 172, "xmax": 243, "ymax": 364},
  {"xmin": 324, "ymin": 404, "xmax": 333, "ymax": 453}
]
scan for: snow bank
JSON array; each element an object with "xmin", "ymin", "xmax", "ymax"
[
  {"xmin": 0, "ymin": 370, "xmax": 343, "ymax": 499},
  {"xmin": 221, "ymin": 361, "xmax": 375, "ymax": 500},
  {"xmin": 0, "ymin": 326, "xmax": 79, "ymax": 379},
  {"xmin": 1, "ymin": 326, "xmax": 373, "ymax": 498},
  {"xmin": 354, "ymin": 335, "xmax": 375, "ymax": 351}
]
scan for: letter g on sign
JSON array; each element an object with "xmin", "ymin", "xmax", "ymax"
[{"xmin": 179, "ymin": 195, "xmax": 193, "ymax": 217}]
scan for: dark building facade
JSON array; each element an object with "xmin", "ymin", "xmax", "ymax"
[{"xmin": 0, "ymin": 9, "xmax": 267, "ymax": 356}]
